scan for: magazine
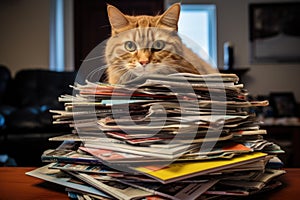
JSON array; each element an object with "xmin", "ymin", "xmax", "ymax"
[
  {"xmin": 116, "ymin": 179, "xmax": 219, "ymax": 200},
  {"xmin": 48, "ymin": 162, "xmax": 117, "ymax": 174},
  {"xmin": 65, "ymin": 171, "xmax": 154, "ymax": 200},
  {"xmin": 25, "ymin": 164, "xmax": 112, "ymax": 199},
  {"xmin": 41, "ymin": 149, "xmax": 102, "ymax": 165},
  {"xmin": 132, "ymin": 152, "xmax": 267, "ymax": 184}
]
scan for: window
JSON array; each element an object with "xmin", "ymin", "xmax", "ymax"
[
  {"xmin": 167, "ymin": 3, "xmax": 217, "ymax": 67},
  {"xmin": 50, "ymin": 0, "xmax": 64, "ymax": 71},
  {"xmin": 49, "ymin": 0, "xmax": 74, "ymax": 71}
]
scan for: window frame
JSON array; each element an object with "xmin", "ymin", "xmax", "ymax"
[{"xmin": 167, "ymin": 2, "xmax": 218, "ymax": 67}]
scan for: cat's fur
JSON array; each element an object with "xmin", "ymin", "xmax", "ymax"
[{"xmin": 105, "ymin": 3, "xmax": 217, "ymax": 84}]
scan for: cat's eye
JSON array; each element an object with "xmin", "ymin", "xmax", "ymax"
[
  {"xmin": 124, "ymin": 41, "xmax": 137, "ymax": 52},
  {"xmin": 152, "ymin": 40, "xmax": 165, "ymax": 51}
]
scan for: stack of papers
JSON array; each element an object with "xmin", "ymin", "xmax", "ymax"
[{"xmin": 26, "ymin": 73, "xmax": 286, "ymax": 200}]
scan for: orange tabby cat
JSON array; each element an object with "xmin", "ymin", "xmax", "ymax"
[{"xmin": 105, "ymin": 3, "xmax": 217, "ymax": 84}]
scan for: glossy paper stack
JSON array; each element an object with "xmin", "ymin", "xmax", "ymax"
[{"xmin": 26, "ymin": 73, "xmax": 286, "ymax": 200}]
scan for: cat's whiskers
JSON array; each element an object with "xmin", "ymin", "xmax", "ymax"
[
  {"xmin": 118, "ymin": 70, "xmax": 137, "ymax": 84},
  {"xmin": 85, "ymin": 64, "xmax": 109, "ymax": 82},
  {"xmin": 82, "ymin": 55, "xmax": 106, "ymax": 62},
  {"xmin": 110, "ymin": 66, "xmax": 129, "ymax": 76}
]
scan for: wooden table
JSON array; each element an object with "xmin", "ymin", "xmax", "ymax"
[
  {"xmin": 0, "ymin": 167, "xmax": 299, "ymax": 200},
  {"xmin": 0, "ymin": 167, "xmax": 67, "ymax": 200}
]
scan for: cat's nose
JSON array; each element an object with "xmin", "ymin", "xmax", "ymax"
[{"xmin": 139, "ymin": 60, "xmax": 149, "ymax": 67}]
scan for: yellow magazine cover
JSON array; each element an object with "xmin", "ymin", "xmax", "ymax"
[{"xmin": 133, "ymin": 152, "xmax": 267, "ymax": 184}]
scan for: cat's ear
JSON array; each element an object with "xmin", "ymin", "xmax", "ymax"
[
  {"xmin": 107, "ymin": 4, "xmax": 129, "ymax": 32},
  {"xmin": 158, "ymin": 3, "xmax": 181, "ymax": 31}
]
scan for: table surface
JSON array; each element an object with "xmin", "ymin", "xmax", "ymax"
[{"xmin": 0, "ymin": 167, "xmax": 299, "ymax": 200}]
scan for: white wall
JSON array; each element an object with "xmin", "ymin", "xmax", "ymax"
[
  {"xmin": 169, "ymin": 0, "xmax": 300, "ymax": 102},
  {"xmin": 0, "ymin": 0, "xmax": 51, "ymax": 76},
  {"xmin": 235, "ymin": 0, "xmax": 300, "ymax": 102},
  {"xmin": 0, "ymin": 0, "xmax": 74, "ymax": 76},
  {"xmin": 217, "ymin": 0, "xmax": 300, "ymax": 102}
]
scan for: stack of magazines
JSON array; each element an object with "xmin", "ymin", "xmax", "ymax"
[{"xmin": 26, "ymin": 73, "xmax": 286, "ymax": 200}]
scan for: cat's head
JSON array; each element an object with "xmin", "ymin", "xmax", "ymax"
[{"xmin": 105, "ymin": 3, "xmax": 196, "ymax": 84}]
